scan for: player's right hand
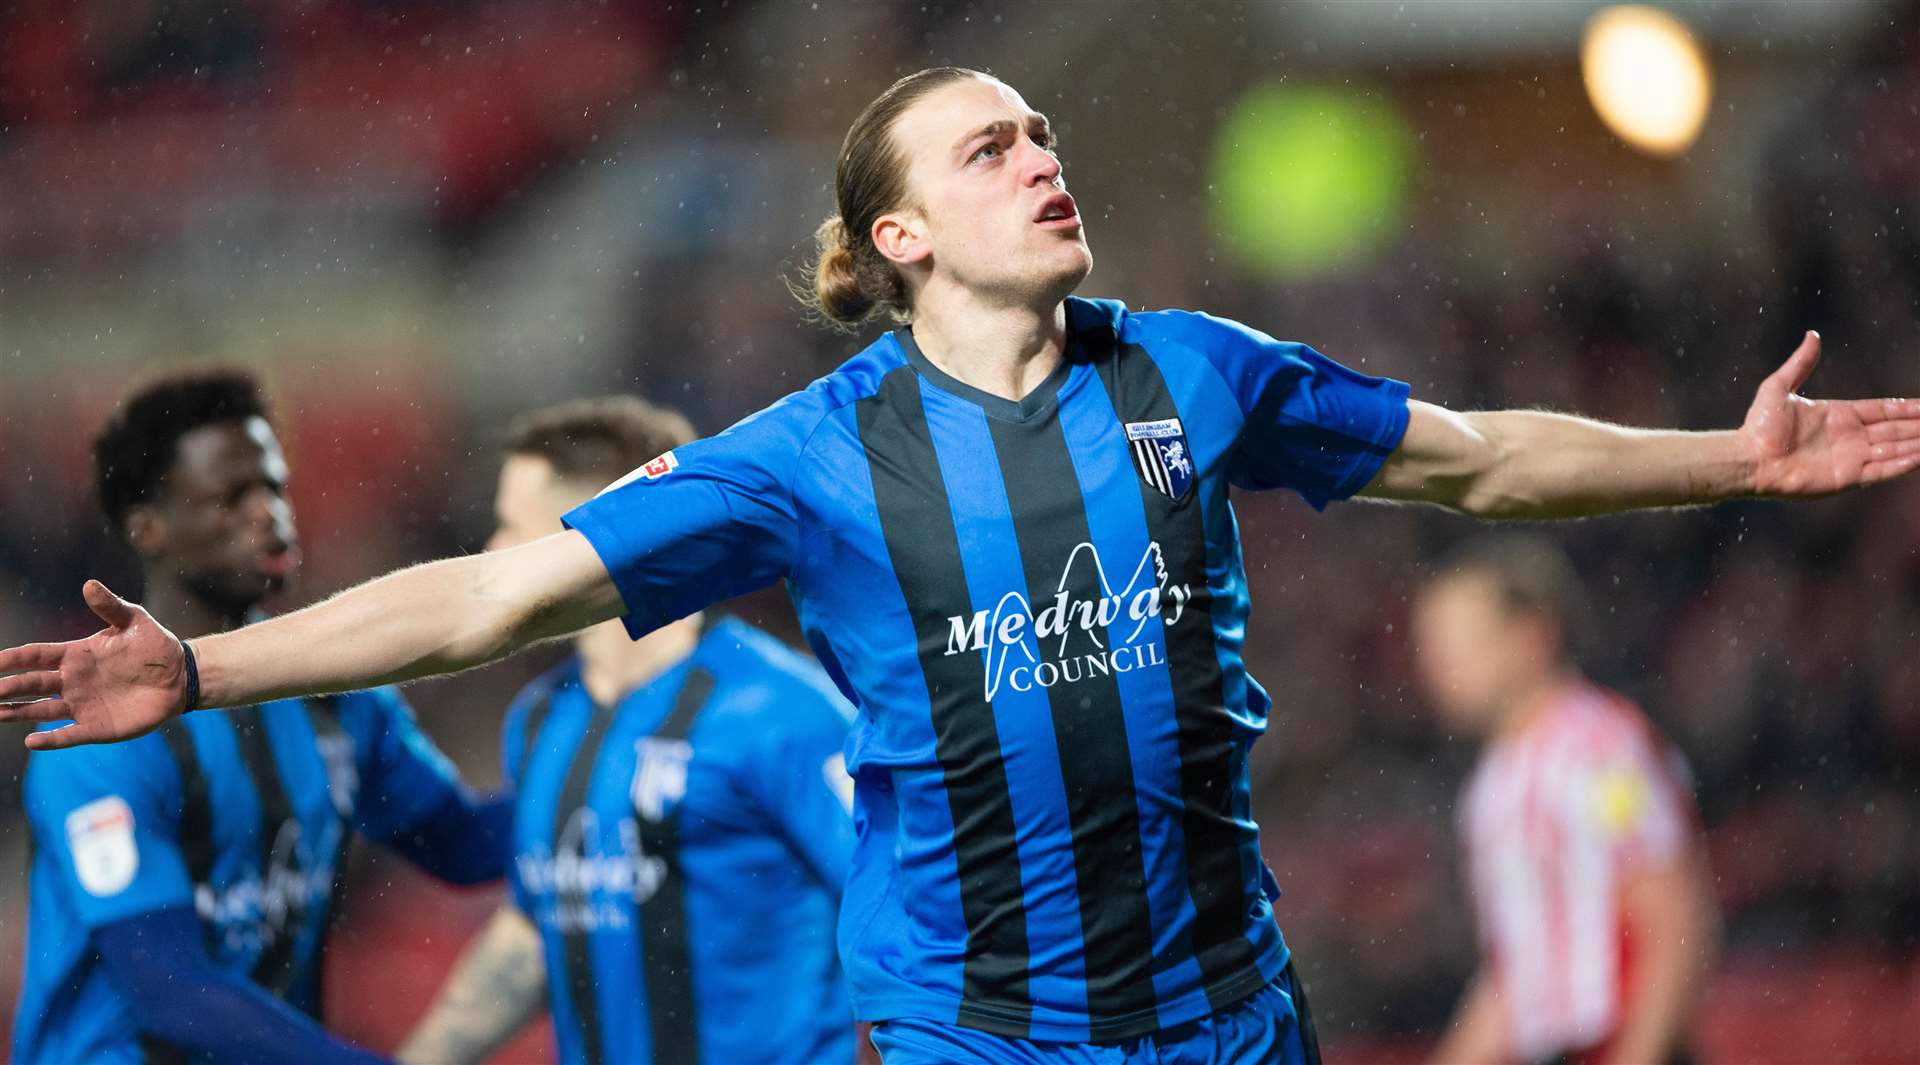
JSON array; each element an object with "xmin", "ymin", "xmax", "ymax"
[{"xmin": 0, "ymin": 580, "xmax": 188, "ymax": 750}]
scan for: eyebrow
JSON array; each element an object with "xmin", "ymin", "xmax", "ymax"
[{"xmin": 952, "ymin": 115, "xmax": 1053, "ymax": 158}]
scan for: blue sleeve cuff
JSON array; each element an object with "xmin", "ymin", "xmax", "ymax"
[
  {"xmin": 563, "ymin": 502, "xmax": 666, "ymax": 641},
  {"xmin": 1312, "ymin": 378, "xmax": 1412, "ymax": 509},
  {"xmin": 95, "ymin": 906, "xmax": 390, "ymax": 1065}
]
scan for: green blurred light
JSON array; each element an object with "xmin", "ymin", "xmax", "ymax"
[{"xmin": 1208, "ymin": 84, "xmax": 1414, "ymax": 280}]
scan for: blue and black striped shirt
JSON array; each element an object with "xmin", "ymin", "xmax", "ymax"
[
  {"xmin": 564, "ymin": 296, "xmax": 1411, "ymax": 1041},
  {"xmin": 17, "ymin": 688, "xmax": 492, "ymax": 1064},
  {"xmin": 500, "ymin": 619, "xmax": 857, "ymax": 1065}
]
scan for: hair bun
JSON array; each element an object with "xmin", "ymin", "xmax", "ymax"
[{"xmin": 812, "ymin": 216, "xmax": 874, "ymax": 324}]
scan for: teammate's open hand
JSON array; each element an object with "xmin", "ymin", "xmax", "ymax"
[
  {"xmin": 1742, "ymin": 330, "xmax": 1920, "ymax": 495},
  {"xmin": 0, "ymin": 580, "xmax": 188, "ymax": 749}
]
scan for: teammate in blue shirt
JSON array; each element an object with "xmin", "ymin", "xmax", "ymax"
[
  {"xmin": 396, "ymin": 397, "xmax": 858, "ymax": 1065},
  {"xmin": 12, "ymin": 370, "xmax": 508, "ymax": 1065},
  {"xmin": 7, "ymin": 68, "xmax": 1920, "ymax": 1065}
]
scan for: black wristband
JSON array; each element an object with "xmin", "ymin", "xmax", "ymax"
[{"xmin": 180, "ymin": 641, "xmax": 202, "ymax": 713}]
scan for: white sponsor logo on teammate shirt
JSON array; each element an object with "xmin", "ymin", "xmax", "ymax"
[
  {"xmin": 66, "ymin": 796, "xmax": 139, "ymax": 897},
  {"xmin": 516, "ymin": 808, "xmax": 669, "ymax": 933}
]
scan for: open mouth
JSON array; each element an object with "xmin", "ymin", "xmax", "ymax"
[
  {"xmin": 1035, "ymin": 192, "xmax": 1080, "ymax": 228},
  {"xmin": 257, "ymin": 544, "xmax": 300, "ymax": 581}
]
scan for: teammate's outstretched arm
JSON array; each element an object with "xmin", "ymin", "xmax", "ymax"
[
  {"xmin": 396, "ymin": 906, "xmax": 548, "ymax": 1065},
  {"xmin": 0, "ymin": 530, "xmax": 622, "ymax": 749},
  {"xmin": 1361, "ymin": 331, "xmax": 1920, "ymax": 518}
]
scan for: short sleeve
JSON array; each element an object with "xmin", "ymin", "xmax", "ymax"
[
  {"xmin": 348, "ymin": 689, "xmax": 468, "ymax": 845},
  {"xmin": 562, "ymin": 395, "xmax": 814, "ymax": 640},
  {"xmin": 1579, "ymin": 739, "xmax": 1693, "ymax": 871},
  {"xmin": 1171, "ymin": 311, "xmax": 1410, "ymax": 508},
  {"xmin": 23, "ymin": 737, "xmax": 194, "ymax": 928}
]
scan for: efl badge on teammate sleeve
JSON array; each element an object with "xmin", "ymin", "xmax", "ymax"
[
  {"xmin": 1125, "ymin": 418, "xmax": 1194, "ymax": 501},
  {"xmin": 66, "ymin": 795, "xmax": 140, "ymax": 897}
]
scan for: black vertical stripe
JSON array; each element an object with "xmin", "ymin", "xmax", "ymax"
[
  {"xmin": 158, "ymin": 723, "xmax": 216, "ymax": 890},
  {"xmin": 141, "ymin": 724, "xmax": 214, "ymax": 1065},
  {"xmin": 555, "ymin": 704, "xmax": 614, "ymax": 1065},
  {"xmin": 303, "ymin": 697, "xmax": 353, "ymax": 1020},
  {"xmin": 232, "ymin": 706, "xmax": 305, "ymax": 1001},
  {"xmin": 1284, "ymin": 961, "xmax": 1323, "ymax": 1065},
  {"xmin": 1089, "ymin": 328, "xmax": 1261, "ymax": 1003},
  {"xmin": 655, "ymin": 668, "xmax": 715, "ymax": 742},
  {"xmin": 632, "ymin": 666, "xmax": 715, "ymax": 1065},
  {"xmin": 519, "ymin": 686, "xmax": 556, "ymax": 777},
  {"xmin": 857, "ymin": 366, "xmax": 1034, "ymax": 1035},
  {"xmin": 986, "ymin": 412, "xmax": 1159, "ymax": 1024}
]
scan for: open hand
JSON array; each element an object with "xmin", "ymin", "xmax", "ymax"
[
  {"xmin": 0, "ymin": 581, "xmax": 189, "ymax": 750},
  {"xmin": 1742, "ymin": 331, "xmax": 1920, "ymax": 496}
]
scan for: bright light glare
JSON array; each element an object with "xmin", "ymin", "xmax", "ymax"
[{"xmin": 1581, "ymin": 5, "xmax": 1712, "ymax": 158}]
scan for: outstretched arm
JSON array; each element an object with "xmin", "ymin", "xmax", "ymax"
[
  {"xmin": 395, "ymin": 906, "xmax": 548, "ymax": 1065},
  {"xmin": 97, "ymin": 906, "xmax": 390, "ymax": 1065},
  {"xmin": 0, "ymin": 530, "xmax": 621, "ymax": 749},
  {"xmin": 383, "ymin": 791, "xmax": 514, "ymax": 886},
  {"xmin": 1363, "ymin": 331, "xmax": 1920, "ymax": 518}
]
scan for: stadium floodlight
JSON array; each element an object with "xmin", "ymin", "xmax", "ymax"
[{"xmin": 1581, "ymin": 4, "xmax": 1713, "ymax": 158}]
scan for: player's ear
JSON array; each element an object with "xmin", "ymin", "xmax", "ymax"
[
  {"xmin": 872, "ymin": 210, "xmax": 931, "ymax": 268},
  {"xmin": 124, "ymin": 504, "xmax": 169, "ymax": 560}
]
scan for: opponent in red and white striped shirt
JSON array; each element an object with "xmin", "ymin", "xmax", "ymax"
[{"xmin": 1414, "ymin": 537, "xmax": 1717, "ymax": 1065}]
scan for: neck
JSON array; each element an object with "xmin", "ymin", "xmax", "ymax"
[
  {"xmin": 908, "ymin": 286, "xmax": 1068, "ymax": 403},
  {"xmin": 141, "ymin": 570, "xmax": 248, "ymax": 638},
  {"xmin": 577, "ymin": 613, "xmax": 703, "ymax": 707},
  {"xmin": 1491, "ymin": 667, "xmax": 1576, "ymax": 741}
]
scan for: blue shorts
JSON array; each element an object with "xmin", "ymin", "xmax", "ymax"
[{"xmin": 869, "ymin": 963, "xmax": 1320, "ymax": 1065}]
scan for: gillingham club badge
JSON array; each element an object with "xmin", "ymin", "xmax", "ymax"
[{"xmin": 1125, "ymin": 418, "xmax": 1194, "ymax": 500}]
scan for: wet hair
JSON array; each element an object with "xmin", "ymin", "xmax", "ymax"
[
  {"xmin": 1433, "ymin": 533, "xmax": 1591, "ymax": 663},
  {"xmin": 504, "ymin": 395, "xmax": 696, "ymax": 489},
  {"xmin": 94, "ymin": 368, "xmax": 270, "ymax": 534},
  {"xmin": 795, "ymin": 66, "xmax": 988, "ymax": 330}
]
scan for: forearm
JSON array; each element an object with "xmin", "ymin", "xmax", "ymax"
[
  {"xmin": 196, "ymin": 532, "xmax": 617, "ymax": 708},
  {"xmin": 1604, "ymin": 861, "xmax": 1718, "ymax": 1065},
  {"xmin": 1428, "ymin": 973, "xmax": 1508, "ymax": 1064},
  {"xmin": 397, "ymin": 907, "xmax": 548, "ymax": 1065},
  {"xmin": 390, "ymin": 791, "xmax": 514, "ymax": 886},
  {"xmin": 98, "ymin": 907, "xmax": 389, "ymax": 1065},
  {"xmin": 1454, "ymin": 412, "xmax": 1755, "ymax": 519}
]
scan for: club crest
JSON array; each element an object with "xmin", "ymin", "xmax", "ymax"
[{"xmin": 1124, "ymin": 418, "xmax": 1194, "ymax": 500}]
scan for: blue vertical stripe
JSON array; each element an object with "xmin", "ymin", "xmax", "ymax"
[
  {"xmin": 919, "ymin": 381, "xmax": 1090, "ymax": 1023},
  {"xmin": 260, "ymin": 705, "xmax": 341, "ymax": 1013},
  {"xmin": 1135, "ymin": 343, "xmax": 1287, "ymax": 975},
  {"xmin": 800, "ymin": 403, "xmax": 971, "ymax": 1008},
  {"xmin": 583, "ymin": 706, "xmax": 652, "ymax": 1062},
  {"xmin": 512, "ymin": 689, "xmax": 596, "ymax": 1065},
  {"xmin": 1057, "ymin": 368, "xmax": 1210, "ymax": 1021}
]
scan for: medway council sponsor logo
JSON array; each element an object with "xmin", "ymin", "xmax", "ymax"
[
  {"xmin": 195, "ymin": 817, "xmax": 343, "ymax": 955},
  {"xmin": 943, "ymin": 540, "xmax": 1192, "ymax": 700},
  {"xmin": 518, "ymin": 743, "xmax": 693, "ymax": 933}
]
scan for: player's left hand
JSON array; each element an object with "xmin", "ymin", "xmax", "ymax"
[
  {"xmin": 0, "ymin": 580, "xmax": 189, "ymax": 749},
  {"xmin": 1741, "ymin": 330, "xmax": 1920, "ymax": 495}
]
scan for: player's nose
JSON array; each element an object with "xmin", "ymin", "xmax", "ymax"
[{"xmin": 1020, "ymin": 139, "xmax": 1062, "ymax": 188}]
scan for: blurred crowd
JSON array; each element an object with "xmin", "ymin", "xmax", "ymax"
[{"xmin": 4, "ymin": 0, "xmax": 1920, "ymax": 1056}]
